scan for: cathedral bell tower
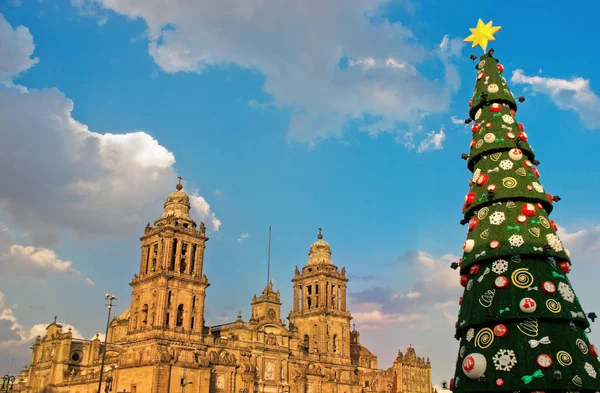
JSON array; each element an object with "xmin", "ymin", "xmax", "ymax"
[
  {"xmin": 127, "ymin": 178, "xmax": 210, "ymax": 340},
  {"xmin": 289, "ymin": 228, "xmax": 351, "ymax": 364}
]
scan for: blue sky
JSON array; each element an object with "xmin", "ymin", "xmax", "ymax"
[{"xmin": 1, "ymin": 0, "xmax": 600, "ymax": 387}]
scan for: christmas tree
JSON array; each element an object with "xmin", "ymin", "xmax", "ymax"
[{"xmin": 451, "ymin": 19, "xmax": 600, "ymax": 392}]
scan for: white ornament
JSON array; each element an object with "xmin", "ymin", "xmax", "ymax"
[
  {"xmin": 585, "ymin": 362, "xmax": 597, "ymax": 378},
  {"xmin": 501, "ymin": 114, "xmax": 515, "ymax": 124},
  {"xmin": 475, "ymin": 108, "xmax": 482, "ymax": 120},
  {"xmin": 499, "ymin": 160, "xmax": 513, "ymax": 170},
  {"xmin": 492, "ymin": 349, "xmax": 518, "ymax": 371},
  {"xmin": 466, "ymin": 328, "xmax": 475, "ymax": 342},
  {"xmin": 492, "ymin": 259, "xmax": 508, "ymax": 275},
  {"xmin": 508, "ymin": 234, "xmax": 525, "ymax": 247},
  {"xmin": 546, "ymin": 233, "xmax": 564, "ymax": 252},
  {"xmin": 462, "ymin": 353, "xmax": 487, "ymax": 379},
  {"xmin": 460, "ymin": 346, "xmax": 466, "ymax": 357},
  {"xmin": 532, "ymin": 182, "xmax": 544, "ymax": 193},
  {"xmin": 489, "ymin": 211, "xmax": 506, "ymax": 225},
  {"xmin": 558, "ymin": 282, "xmax": 575, "ymax": 303},
  {"xmin": 488, "ymin": 83, "xmax": 499, "ymax": 93},
  {"xmin": 472, "ymin": 168, "xmax": 482, "ymax": 183}
]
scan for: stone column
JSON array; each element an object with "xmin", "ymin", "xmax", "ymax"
[
  {"xmin": 341, "ymin": 286, "xmax": 347, "ymax": 312},
  {"xmin": 293, "ymin": 286, "xmax": 299, "ymax": 312},
  {"xmin": 139, "ymin": 245, "xmax": 149, "ymax": 275},
  {"xmin": 174, "ymin": 240, "xmax": 183, "ymax": 273}
]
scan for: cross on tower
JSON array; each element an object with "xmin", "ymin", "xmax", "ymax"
[
  {"xmin": 318, "ymin": 226, "xmax": 323, "ymax": 239},
  {"xmin": 53, "ymin": 316, "xmax": 57, "ymax": 324},
  {"xmin": 176, "ymin": 176, "xmax": 183, "ymax": 190}
]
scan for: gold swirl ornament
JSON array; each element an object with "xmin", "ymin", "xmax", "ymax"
[
  {"xmin": 556, "ymin": 350, "xmax": 573, "ymax": 367},
  {"xmin": 502, "ymin": 177, "xmax": 517, "ymax": 189},
  {"xmin": 511, "ymin": 268, "xmax": 534, "ymax": 288},
  {"xmin": 517, "ymin": 318, "xmax": 539, "ymax": 337},
  {"xmin": 546, "ymin": 299, "xmax": 562, "ymax": 313},
  {"xmin": 475, "ymin": 328, "xmax": 494, "ymax": 349}
]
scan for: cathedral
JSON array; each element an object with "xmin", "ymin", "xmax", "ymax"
[{"xmin": 13, "ymin": 181, "xmax": 435, "ymax": 393}]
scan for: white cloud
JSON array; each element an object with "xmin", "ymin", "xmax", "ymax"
[
  {"xmin": 451, "ymin": 116, "xmax": 465, "ymax": 125},
  {"xmin": 557, "ymin": 224, "xmax": 600, "ymax": 263},
  {"xmin": 417, "ymin": 126, "xmax": 446, "ymax": 153},
  {"xmin": 511, "ymin": 69, "xmax": 600, "ymax": 129},
  {"xmin": 0, "ymin": 14, "xmax": 39, "ymax": 81},
  {"xmin": 351, "ymin": 306, "xmax": 424, "ymax": 330},
  {"xmin": 81, "ymin": 1, "xmax": 462, "ymax": 145},
  {"xmin": 237, "ymin": 233, "xmax": 249, "ymax": 242},
  {"xmin": 0, "ymin": 16, "xmax": 220, "ymax": 246},
  {"xmin": 213, "ymin": 189, "xmax": 222, "ymax": 198}
]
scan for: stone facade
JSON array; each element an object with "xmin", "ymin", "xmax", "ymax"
[{"xmin": 15, "ymin": 181, "xmax": 436, "ymax": 393}]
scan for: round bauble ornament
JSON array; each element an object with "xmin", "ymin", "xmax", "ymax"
[
  {"xmin": 524, "ymin": 160, "xmax": 532, "ymax": 168},
  {"xmin": 469, "ymin": 98, "xmax": 473, "ymax": 106},
  {"xmin": 506, "ymin": 132, "xmax": 515, "ymax": 139},
  {"xmin": 532, "ymin": 167, "xmax": 540, "ymax": 178},
  {"xmin": 496, "ymin": 64, "xmax": 504, "ymax": 73},
  {"xmin": 521, "ymin": 203, "xmax": 536, "ymax": 217},
  {"xmin": 462, "ymin": 353, "xmax": 487, "ymax": 379},
  {"xmin": 460, "ymin": 275, "xmax": 468, "ymax": 287},
  {"xmin": 486, "ymin": 122, "xmax": 492, "ymax": 128},
  {"xmin": 488, "ymin": 84, "xmax": 499, "ymax": 93},
  {"xmin": 449, "ymin": 379, "xmax": 455, "ymax": 390},
  {"xmin": 590, "ymin": 344, "xmax": 598, "ymax": 358},
  {"xmin": 484, "ymin": 133, "xmax": 495, "ymax": 143},
  {"xmin": 470, "ymin": 139, "xmax": 476, "ymax": 148},
  {"xmin": 519, "ymin": 297, "xmax": 537, "ymax": 313},
  {"xmin": 459, "ymin": 296, "xmax": 463, "ymax": 305},
  {"xmin": 493, "ymin": 324, "xmax": 507, "ymax": 337},
  {"xmin": 536, "ymin": 354, "xmax": 553, "ymax": 369},
  {"xmin": 487, "ymin": 184, "xmax": 497, "ymax": 192},
  {"xmin": 472, "ymin": 123, "xmax": 479, "ymax": 133},
  {"xmin": 466, "ymin": 192, "xmax": 476, "ymax": 205},
  {"xmin": 477, "ymin": 72, "xmax": 485, "ymax": 80},
  {"xmin": 477, "ymin": 174, "xmax": 489, "ymax": 186},
  {"xmin": 464, "ymin": 239, "xmax": 475, "ymax": 253},
  {"xmin": 495, "ymin": 276, "xmax": 509, "ymax": 289},
  {"xmin": 519, "ymin": 123, "xmax": 524, "ymax": 131},
  {"xmin": 468, "ymin": 217, "xmax": 479, "ymax": 231},
  {"xmin": 510, "ymin": 109, "xmax": 516, "ymax": 116},
  {"xmin": 550, "ymin": 220, "xmax": 558, "ymax": 231},
  {"xmin": 490, "ymin": 240, "xmax": 500, "ymax": 249},
  {"xmin": 517, "ymin": 214, "xmax": 527, "ymax": 223},
  {"xmin": 470, "ymin": 264, "xmax": 480, "ymax": 276},
  {"xmin": 490, "ymin": 103, "xmax": 502, "ymax": 113},
  {"xmin": 560, "ymin": 261, "xmax": 571, "ymax": 274},
  {"xmin": 542, "ymin": 281, "xmax": 557, "ymax": 295},
  {"xmin": 495, "ymin": 378, "xmax": 504, "ymax": 387},
  {"xmin": 527, "ymin": 185, "xmax": 533, "ymax": 191},
  {"xmin": 509, "ymin": 148, "xmax": 523, "ymax": 160},
  {"xmin": 518, "ymin": 131, "xmax": 528, "ymax": 141}
]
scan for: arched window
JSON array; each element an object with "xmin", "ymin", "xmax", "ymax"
[
  {"xmin": 176, "ymin": 304, "xmax": 184, "ymax": 327},
  {"xmin": 190, "ymin": 317, "xmax": 195, "ymax": 330},
  {"xmin": 167, "ymin": 291, "xmax": 172, "ymax": 307},
  {"xmin": 170, "ymin": 239, "xmax": 177, "ymax": 271},
  {"xmin": 151, "ymin": 258, "xmax": 156, "ymax": 272},
  {"xmin": 141, "ymin": 304, "xmax": 148, "ymax": 325},
  {"xmin": 333, "ymin": 334, "xmax": 338, "ymax": 353},
  {"xmin": 303, "ymin": 334, "xmax": 310, "ymax": 353},
  {"xmin": 190, "ymin": 244, "xmax": 197, "ymax": 274},
  {"xmin": 145, "ymin": 246, "xmax": 150, "ymax": 274},
  {"xmin": 180, "ymin": 258, "xmax": 187, "ymax": 273},
  {"xmin": 192, "ymin": 296, "xmax": 196, "ymax": 310}
]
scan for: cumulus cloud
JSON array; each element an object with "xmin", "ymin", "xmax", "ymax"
[
  {"xmin": 237, "ymin": 233, "xmax": 249, "ymax": 242},
  {"xmin": 0, "ymin": 16, "xmax": 220, "ymax": 246},
  {"xmin": 557, "ymin": 224, "xmax": 600, "ymax": 263},
  {"xmin": 0, "ymin": 14, "xmax": 39, "ymax": 81},
  {"xmin": 511, "ymin": 69, "xmax": 600, "ymax": 129},
  {"xmin": 81, "ymin": 1, "xmax": 462, "ymax": 145},
  {"xmin": 417, "ymin": 126, "xmax": 446, "ymax": 152}
]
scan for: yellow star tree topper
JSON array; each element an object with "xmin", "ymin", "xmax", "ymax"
[{"xmin": 464, "ymin": 19, "xmax": 502, "ymax": 52}]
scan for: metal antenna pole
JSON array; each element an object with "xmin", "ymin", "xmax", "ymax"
[{"xmin": 97, "ymin": 294, "xmax": 117, "ymax": 393}]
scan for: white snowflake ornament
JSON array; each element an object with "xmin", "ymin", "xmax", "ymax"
[
  {"xmin": 585, "ymin": 362, "xmax": 597, "ymax": 378},
  {"xmin": 558, "ymin": 282, "xmax": 575, "ymax": 303},
  {"xmin": 489, "ymin": 211, "xmax": 506, "ymax": 225},
  {"xmin": 501, "ymin": 114, "xmax": 515, "ymax": 124},
  {"xmin": 466, "ymin": 328, "xmax": 475, "ymax": 342},
  {"xmin": 492, "ymin": 259, "xmax": 508, "ymax": 275},
  {"xmin": 532, "ymin": 182, "xmax": 544, "ymax": 193},
  {"xmin": 472, "ymin": 168, "xmax": 481, "ymax": 183},
  {"xmin": 508, "ymin": 234, "xmax": 525, "ymax": 247},
  {"xmin": 492, "ymin": 349, "xmax": 517, "ymax": 371},
  {"xmin": 546, "ymin": 234, "xmax": 564, "ymax": 252},
  {"xmin": 499, "ymin": 160, "xmax": 514, "ymax": 170}
]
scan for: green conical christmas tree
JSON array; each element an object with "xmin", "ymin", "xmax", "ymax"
[{"xmin": 451, "ymin": 20, "xmax": 600, "ymax": 393}]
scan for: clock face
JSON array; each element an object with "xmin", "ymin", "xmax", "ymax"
[{"xmin": 268, "ymin": 308, "xmax": 276, "ymax": 319}]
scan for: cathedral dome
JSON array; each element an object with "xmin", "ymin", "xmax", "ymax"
[
  {"xmin": 162, "ymin": 177, "xmax": 191, "ymax": 219},
  {"xmin": 307, "ymin": 228, "xmax": 332, "ymax": 265}
]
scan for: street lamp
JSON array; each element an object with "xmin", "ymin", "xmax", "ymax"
[
  {"xmin": 1, "ymin": 375, "xmax": 15, "ymax": 392},
  {"xmin": 97, "ymin": 294, "xmax": 117, "ymax": 393}
]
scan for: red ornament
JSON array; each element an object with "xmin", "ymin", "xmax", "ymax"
[
  {"xmin": 490, "ymin": 103, "xmax": 502, "ymax": 113},
  {"xmin": 477, "ymin": 72, "xmax": 485, "ymax": 80},
  {"xmin": 495, "ymin": 276, "xmax": 509, "ymax": 288},
  {"xmin": 518, "ymin": 123, "xmax": 524, "ymax": 131},
  {"xmin": 472, "ymin": 123, "xmax": 480, "ymax": 133},
  {"xmin": 496, "ymin": 378, "xmax": 504, "ymax": 387},
  {"xmin": 518, "ymin": 131, "xmax": 528, "ymax": 141},
  {"xmin": 591, "ymin": 345, "xmax": 598, "ymax": 358},
  {"xmin": 487, "ymin": 184, "xmax": 497, "ymax": 192},
  {"xmin": 521, "ymin": 203, "xmax": 536, "ymax": 217},
  {"xmin": 527, "ymin": 185, "xmax": 533, "ymax": 191},
  {"xmin": 532, "ymin": 167, "xmax": 541, "ymax": 178},
  {"xmin": 496, "ymin": 64, "xmax": 504, "ymax": 73},
  {"xmin": 459, "ymin": 296, "xmax": 463, "ymax": 305},
  {"xmin": 510, "ymin": 109, "xmax": 516, "ymax": 116},
  {"xmin": 490, "ymin": 240, "xmax": 500, "ymax": 249},
  {"xmin": 550, "ymin": 220, "xmax": 558, "ymax": 231},
  {"xmin": 493, "ymin": 324, "xmax": 507, "ymax": 337},
  {"xmin": 524, "ymin": 160, "xmax": 533, "ymax": 168},
  {"xmin": 476, "ymin": 174, "xmax": 489, "ymax": 186},
  {"xmin": 506, "ymin": 132, "xmax": 516, "ymax": 139},
  {"xmin": 469, "ymin": 179, "xmax": 473, "ymax": 187},
  {"xmin": 450, "ymin": 379, "xmax": 455, "ymax": 390},
  {"xmin": 469, "ymin": 98, "xmax": 473, "ymax": 106},
  {"xmin": 542, "ymin": 281, "xmax": 557, "ymax": 295},
  {"xmin": 465, "ymin": 192, "xmax": 476, "ymax": 205},
  {"xmin": 560, "ymin": 261, "xmax": 571, "ymax": 274},
  {"xmin": 460, "ymin": 275, "xmax": 468, "ymax": 287},
  {"xmin": 468, "ymin": 217, "xmax": 479, "ymax": 231},
  {"xmin": 547, "ymin": 193, "xmax": 554, "ymax": 202},
  {"xmin": 536, "ymin": 354, "xmax": 553, "ymax": 369},
  {"xmin": 470, "ymin": 139, "xmax": 476, "ymax": 148},
  {"xmin": 470, "ymin": 264, "xmax": 480, "ymax": 275}
]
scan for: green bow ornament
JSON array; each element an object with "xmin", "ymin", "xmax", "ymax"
[
  {"xmin": 507, "ymin": 225, "xmax": 520, "ymax": 231},
  {"xmin": 499, "ymin": 307, "xmax": 510, "ymax": 315},
  {"xmin": 522, "ymin": 369, "xmax": 544, "ymax": 384}
]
